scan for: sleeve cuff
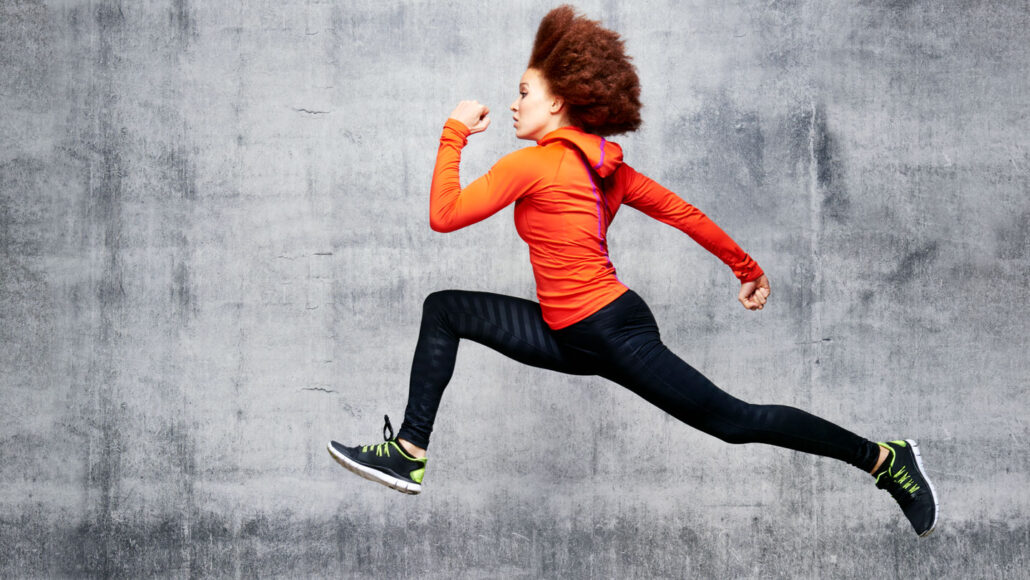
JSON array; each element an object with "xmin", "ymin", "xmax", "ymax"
[
  {"xmin": 741, "ymin": 267, "xmax": 764, "ymax": 283},
  {"xmin": 733, "ymin": 255, "xmax": 764, "ymax": 283},
  {"xmin": 442, "ymin": 118, "xmax": 471, "ymax": 145}
]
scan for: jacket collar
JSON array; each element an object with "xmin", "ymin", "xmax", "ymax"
[{"xmin": 537, "ymin": 126, "xmax": 624, "ymax": 178}]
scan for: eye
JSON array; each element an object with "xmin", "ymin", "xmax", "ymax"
[{"xmin": 519, "ymin": 91, "xmax": 527, "ymax": 98}]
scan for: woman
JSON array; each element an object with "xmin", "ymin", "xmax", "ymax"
[{"xmin": 328, "ymin": 5, "xmax": 939, "ymax": 537}]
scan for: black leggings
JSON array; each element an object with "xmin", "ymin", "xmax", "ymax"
[{"xmin": 397, "ymin": 289, "xmax": 881, "ymax": 472}]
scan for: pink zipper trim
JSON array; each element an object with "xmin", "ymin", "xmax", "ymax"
[
  {"xmin": 594, "ymin": 138, "xmax": 607, "ymax": 169},
  {"xmin": 579, "ymin": 149, "xmax": 617, "ymax": 273}
]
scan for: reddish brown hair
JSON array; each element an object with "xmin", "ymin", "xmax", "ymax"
[{"xmin": 528, "ymin": 5, "xmax": 642, "ymax": 137}]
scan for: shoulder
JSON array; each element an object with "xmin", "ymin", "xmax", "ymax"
[
  {"xmin": 491, "ymin": 143, "xmax": 563, "ymax": 178},
  {"xmin": 611, "ymin": 161, "xmax": 641, "ymax": 186},
  {"xmin": 496, "ymin": 143, "xmax": 558, "ymax": 165}
]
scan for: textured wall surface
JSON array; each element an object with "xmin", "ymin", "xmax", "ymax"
[{"xmin": 2, "ymin": 0, "xmax": 1028, "ymax": 578}]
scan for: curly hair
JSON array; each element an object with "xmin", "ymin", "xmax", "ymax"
[{"xmin": 528, "ymin": 5, "xmax": 642, "ymax": 137}]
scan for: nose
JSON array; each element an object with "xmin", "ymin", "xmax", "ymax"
[{"xmin": 510, "ymin": 100, "xmax": 517, "ymax": 112}]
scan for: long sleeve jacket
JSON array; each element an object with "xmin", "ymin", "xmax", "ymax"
[{"xmin": 430, "ymin": 119, "xmax": 763, "ymax": 330}]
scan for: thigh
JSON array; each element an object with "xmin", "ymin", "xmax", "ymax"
[
  {"xmin": 430, "ymin": 289, "xmax": 594, "ymax": 376},
  {"xmin": 558, "ymin": 291, "xmax": 738, "ymax": 418},
  {"xmin": 587, "ymin": 296, "xmax": 754, "ymax": 431},
  {"xmin": 602, "ymin": 338, "xmax": 744, "ymax": 429}
]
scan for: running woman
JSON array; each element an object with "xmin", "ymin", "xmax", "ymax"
[{"xmin": 328, "ymin": 5, "xmax": 939, "ymax": 537}]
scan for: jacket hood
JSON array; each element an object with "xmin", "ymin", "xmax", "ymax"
[{"xmin": 537, "ymin": 126, "xmax": 624, "ymax": 178}]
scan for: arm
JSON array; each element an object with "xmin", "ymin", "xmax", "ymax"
[
  {"xmin": 429, "ymin": 117, "xmax": 542, "ymax": 233},
  {"xmin": 619, "ymin": 164, "xmax": 770, "ymax": 309}
]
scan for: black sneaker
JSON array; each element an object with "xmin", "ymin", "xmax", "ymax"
[
  {"xmin": 874, "ymin": 440, "xmax": 940, "ymax": 537},
  {"xmin": 328, "ymin": 415, "xmax": 427, "ymax": 495}
]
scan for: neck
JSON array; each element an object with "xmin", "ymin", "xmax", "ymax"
[{"xmin": 534, "ymin": 115, "xmax": 575, "ymax": 141}]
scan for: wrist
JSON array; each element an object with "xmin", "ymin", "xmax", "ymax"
[
  {"xmin": 444, "ymin": 118, "xmax": 471, "ymax": 137},
  {"xmin": 740, "ymin": 267, "xmax": 764, "ymax": 284}
]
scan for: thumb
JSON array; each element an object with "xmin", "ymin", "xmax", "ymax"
[
  {"xmin": 470, "ymin": 115, "xmax": 491, "ymax": 134},
  {"xmin": 738, "ymin": 281, "xmax": 755, "ymax": 308}
]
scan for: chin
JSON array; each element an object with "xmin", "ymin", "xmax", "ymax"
[{"xmin": 514, "ymin": 127, "xmax": 537, "ymax": 141}]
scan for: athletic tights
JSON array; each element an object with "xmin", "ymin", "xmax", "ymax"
[{"xmin": 396, "ymin": 288, "xmax": 882, "ymax": 473}]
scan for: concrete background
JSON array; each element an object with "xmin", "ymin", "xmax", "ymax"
[{"xmin": 1, "ymin": 0, "xmax": 1027, "ymax": 577}]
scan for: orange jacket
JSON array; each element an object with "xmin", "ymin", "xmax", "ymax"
[{"xmin": 430, "ymin": 118, "xmax": 763, "ymax": 330}]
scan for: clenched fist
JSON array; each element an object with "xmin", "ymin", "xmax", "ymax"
[
  {"xmin": 739, "ymin": 274, "xmax": 771, "ymax": 311},
  {"xmin": 448, "ymin": 100, "xmax": 491, "ymax": 134}
]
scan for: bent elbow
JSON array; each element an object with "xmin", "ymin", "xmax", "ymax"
[{"xmin": 429, "ymin": 215, "xmax": 456, "ymax": 233}]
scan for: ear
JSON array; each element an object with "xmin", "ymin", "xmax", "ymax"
[{"xmin": 549, "ymin": 95, "xmax": 565, "ymax": 115}]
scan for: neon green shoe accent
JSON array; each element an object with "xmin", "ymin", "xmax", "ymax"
[
  {"xmin": 361, "ymin": 441, "xmax": 393, "ymax": 457},
  {"xmin": 393, "ymin": 441, "xmax": 427, "ymax": 484},
  {"xmin": 874, "ymin": 441, "xmax": 910, "ymax": 481},
  {"xmin": 410, "ymin": 467, "xmax": 425, "ymax": 484},
  {"xmin": 874, "ymin": 442, "xmax": 921, "ymax": 493}
]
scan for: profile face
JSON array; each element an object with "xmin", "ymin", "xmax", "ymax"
[{"xmin": 510, "ymin": 68, "xmax": 562, "ymax": 141}]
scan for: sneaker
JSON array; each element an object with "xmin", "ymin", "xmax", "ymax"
[
  {"xmin": 874, "ymin": 439, "xmax": 940, "ymax": 537},
  {"xmin": 328, "ymin": 415, "xmax": 427, "ymax": 495}
]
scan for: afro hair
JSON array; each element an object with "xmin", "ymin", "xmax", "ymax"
[{"xmin": 528, "ymin": 5, "xmax": 642, "ymax": 137}]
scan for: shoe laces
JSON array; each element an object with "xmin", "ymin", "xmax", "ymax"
[
  {"xmin": 360, "ymin": 415, "xmax": 396, "ymax": 457},
  {"xmin": 876, "ymin": 448, "xmax": 922, "ymax": 503}
]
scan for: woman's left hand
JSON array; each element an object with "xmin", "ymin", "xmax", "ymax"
[{"xmin": 738, "ymin": 274, "xmax": 770, "ymax": 311}]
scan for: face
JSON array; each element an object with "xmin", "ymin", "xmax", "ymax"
[{"xmin": 510, "ymin": 68, "xmax": 566, "ymax": 141}]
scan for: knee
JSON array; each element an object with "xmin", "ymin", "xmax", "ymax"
[
  {"xmin": 422, "ymin": 290, "xmax": 460, "ymax": 316},
  {"xmin": 713, "ymin": 427, "xmax": 752, "ymax": 445},
  {"xmin": 706, "ymin": 402, "xmax": 760, "ymax": 445}
]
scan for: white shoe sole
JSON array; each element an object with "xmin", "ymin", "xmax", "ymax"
[
  {"xmin": 906, "ymin": 439, "xmax": 939, "ymax": 537},
  {"xmin": 327, "ymin": 442, "xmax": 422, "ymax": 495}
]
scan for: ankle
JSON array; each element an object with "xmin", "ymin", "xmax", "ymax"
[
  {"xmin": 398, "ymin": 438, "xmax": 426, "ymax": 459},
  {"xmin": 870, "ymin": 444, "xmax": 889, "ymax": 475}
]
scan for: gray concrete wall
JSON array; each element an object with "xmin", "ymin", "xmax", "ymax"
[{"xmin": 2, "ymin": 0, "xmax": 1027, "ymax": 578}]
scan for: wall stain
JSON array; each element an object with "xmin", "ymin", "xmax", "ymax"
[
  {"xmin": 809, "ymin": 103, "xmax": 849, "ymax": 224},
  {"xmin": 170, "ymin": 0, "xmax": 197, "ymax": 46},
  {"xmin": 171, "ymin": 259, "xmax": 195, "ymax": 323},
  {"xmin": 783, "ymin": 107, "xmax": 812, "ymax": 182},
  {"xmin": 886, "ymin": 240, "xmax": 939, "ymax": 285},
  {"xmin": 994, "ymin": 209, "xmax": 1030, "ymax": 261},
  {"xmin": 663, "ymin": 91, "xmax": 767, "ymax": 191},
  {"xmin": 158, "ymin": 140, "xmax": 197, "ymax": 201},
  {"xmin": 79, "ymin": 4, "xmax": 127, "ymax": 579},
  {"xmin": 0, "ymin": 159, "xmax": 24, "ymax": 256},
  {"xmin": 859, "ymin": 0, "xmax": 920, "ymax": 11},
  {"xmin": 0, "ymin": 0, "xmax": 54, "ymax": 108}
]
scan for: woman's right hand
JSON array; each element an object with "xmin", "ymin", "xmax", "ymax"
[
  {"xmin": 448, "ymin": 100, "xmax": 491, "ymax": 134},
  {"xmin": 738, "ymin": 274, "xmax": 770, "ymax": 311}
]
